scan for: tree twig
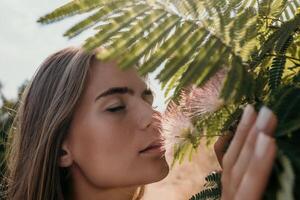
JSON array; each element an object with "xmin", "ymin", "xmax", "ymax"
[{"xmin": 266, "ymin": 53, "xmax": 300, "ymax": 63}]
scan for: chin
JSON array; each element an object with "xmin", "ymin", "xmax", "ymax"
[{"xmin": 146, "ymin": 155, "xmax": 170, "ymax": 184}]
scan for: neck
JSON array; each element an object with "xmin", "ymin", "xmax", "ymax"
[
  {"xmin": 70, "ymin": 185, "xmax": 138, "ymax": 200},
  {"xmin": 65, "ymin": 163, "xmax": 140, "ymax": 200}
]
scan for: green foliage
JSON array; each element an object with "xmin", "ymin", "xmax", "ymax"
[
  {"xmin": 263, "ymin": 152, "xmax": 297, "ymax": 200},
  {"xmin": 170, "ymin": 105, "xmax": 241, "ymax": 167},
  {"xmin": 38, "ymin": 0, "xmax": 262, "ymax": 103},
  {"xmin": 0, "ymin": 81, "xmax": 27, "ymax": 184},
  {"xmin": 189, "ymin": 171, "xmax": 222, "ymax": 200},
  {"xmin": 275, "ymin": 154, "xmax": 294, "ymax": 200},
  {"xmin": 267, "ymin": 85, "xmax": 300, "ymax": 199},
  {"xmin": 172, "ymin": 142, "xmax": 195, "ymax": 167},
  {"xmin": 36, "ymin": 0, "xmax": 300, "ymax": 199},
  {"xmin": 270, "ymin": 86, "xmax": 300, "ymax": 137},
  {"xmin": 37, "ymin": 0, "xmax": 108, "ymax": 24},
  {"xmin": 194, "ymin": 105, "xmax": 239, "ymax": 144},
  {"xmin": 267, "ymin": 13, "xmax": 300, "ymax": 92}
]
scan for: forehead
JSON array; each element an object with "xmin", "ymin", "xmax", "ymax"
[{"xmin": 86, "ymin": 59, "xmax": 148, "ymax": 93}]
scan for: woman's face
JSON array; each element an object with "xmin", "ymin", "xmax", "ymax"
[{"xmin": 62, "ymin": 59, "xmax": 169, "ymax": 189}]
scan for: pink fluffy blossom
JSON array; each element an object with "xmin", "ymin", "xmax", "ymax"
[
  {"xmin": 158, "ymin": 70, "xmax": 227, "ymax": 150},
  {"xmin": 156, "ymin": 101, "xmax": 194, "ymax": 150},
  {"xmin": 180, "ymin": 70, "xmax": 226, "ymax": 118}
]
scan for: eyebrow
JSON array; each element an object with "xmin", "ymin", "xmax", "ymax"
[{"xmin": 94, "ymin": 87, "xmax": 153, "ymax": 102}]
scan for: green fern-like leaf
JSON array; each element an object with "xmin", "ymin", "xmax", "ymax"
[
  {"xmin": 63, "ymin": 1, "xmax": 132, "ymax": 38},
  {"xmin": 220, "ymin": 56, "xmax": 254, "ymax": 103},
  {"xmin": 99, "ymin": 10, "xmax": 169, "ymax": 61},
  {"xmin": 279, "ymin": 0, "xmax": 300, "ymax": 22},
  {"xmin": 117, "ymin": 15, "xmax": 181, "ymax": 69},
  {"xmin": 172, "ymin": 140, "xmax": 196, "ymax": 167},
  {"xmin": 156, "ymin": 29, "xmax": 210, "ymax": 88},
  {"xmin": 269, "ymin": 56, "xmax": 286, "ymax": 91},
  {"xmin": 251, "ymin": 12, "xmax": 300, "ymax": 72},
  {"xmin": 83, "ymin": 3, "xmax": 152, "ymax": 51},
  {"xmin": 163, "ymin": 63, "xmax": 188, "ymax": 97},
  {"xmin": 176, "ymin": 38, "xmax": 223, "ymax": 88},
  {"xmin": 270, "ymin": 86, "xmax": 300, "ymax": 137},
  {"xmin": 38, "ymin": 0, "xmax": 262, "ymax": 102},
  {"xmin": 170, "ymin": 104, "xmax": 237, "ymax": 166},
  {"xmin": 204, "ymin": 171, "xmax": 222, "ymax": 187},
  {"xmin": 194, "ymin": 105, "xmax": 237, "ymax": 142},
  {"xmin": 37, "ymin": 0, "xmax": 107, "ymax": 24},
  {"xmin": 137, "ymin": 22, "xmax": 196, "ymax": 75},
  {"xmin": 189, "ymin": 188, "xmax": 221, "ymax": 200},
  {"xmin": 257, "ymin": 0, "xmax": 299, "ymax": 27},
  {"xmin": 189, "ymin": 171, "xmax": 222, "ymax": 200},
  {"xmin": 269, "ymin": 34, "xmax": 294, "ymax": 91}
]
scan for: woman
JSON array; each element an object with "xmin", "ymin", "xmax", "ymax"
[{"xmin": 4, "ymin": 47, "xmax": 277, "ymax": 200}]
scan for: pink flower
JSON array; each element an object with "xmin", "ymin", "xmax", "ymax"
[
  {"xmin": 158, "ymin": 70, "xmax": 227, "ymax": 150},
  {"xmin": 156, "ymin": 101, "xmax": 195, "ymax": 150},
  {"xmin": 180, "ymin": 70, "xmax": 226, "ymax": 118}
]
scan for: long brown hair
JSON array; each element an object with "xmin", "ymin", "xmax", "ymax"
[{"xmin": 4, "ymin": 47, "xmax": 144, "ymax": 200}]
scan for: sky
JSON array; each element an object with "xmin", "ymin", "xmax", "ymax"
[{"xmin": 0, "ymin": 0, "xmax": 166, "ymax": 110}]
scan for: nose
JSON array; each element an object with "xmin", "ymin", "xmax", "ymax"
[{"xmin": 136, "ymin": 100, "xmax": 156, "ymax": 130}]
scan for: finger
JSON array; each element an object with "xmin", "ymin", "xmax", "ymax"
[
  {"xmin": 221, "ymin": 105, "xmax": 257, "ymax": 200},
  {"xmin": 255, "ymin": 106, "xmax": 278, "ymax": 136},
  {"xmin": 222, "ymin": 104, "xmax": 257, "ymax": 170},
  {"xmin": 235, "ymin": 133, "xmax": 276, "ymax": 200},
  {"xmin": 231, "ymin": 107, "xmax": 277, "ymax": 189},
  {"xmin": 214, "ymin": 131, "xmax": 234, "ymax": 167}
]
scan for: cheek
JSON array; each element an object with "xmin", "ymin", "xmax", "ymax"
[
  {"xmin": 68, "ymin": 113, "xmax": 139, "ymax": 187},
  {"xmin": 68, "ymin": 111, "xmax": 169, "ymax": 188}
]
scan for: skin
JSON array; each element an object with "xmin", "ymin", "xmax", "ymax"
[
  {"xmin": 59, "ymin": 58, "xmax": 277, "ymax": 200},
  {"xmin": 59, "ymin": 59, "xmax": 169, "ymax": 200},
  {"xmin": 215, "ymin": 105, "xmax": 278, "ymax": 200}
]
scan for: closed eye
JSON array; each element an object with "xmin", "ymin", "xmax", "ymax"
[
  {"xmin": 143, "ymin": 89, "xmax": 154, "ymax": 105},
  {"xmin": 106, "ymin": 105, "xmax": 126, "ymax": 112}
]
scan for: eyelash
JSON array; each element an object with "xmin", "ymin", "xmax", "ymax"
[
  {"xmin": 106, "ymin": 105, "xmax": 126, "ymax": 113},
  {"xmin": 105, "ymin": 93, "xmax": 153, "ymax": 113}
]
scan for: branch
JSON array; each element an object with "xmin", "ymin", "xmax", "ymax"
[
  {"xmin": 266, "ymin": 53, "xmax": 300, "ymax": 63},
  {"xmin": 261, "ymin": 16, "xmax": 284, "ymax": 24}
]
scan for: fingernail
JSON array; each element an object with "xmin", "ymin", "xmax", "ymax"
[
  {"xmin": 255, "ymin": 133, "xmax": 272, "ymax": 158},
  {"xmin": 240, "ymin": 104, "xmax": 255, "ymax": 125},
  {"xmin": 256, "ymin": 106, "xmax": 273, "ymax": 131}
]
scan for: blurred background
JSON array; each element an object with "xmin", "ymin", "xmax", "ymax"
[
  {"xmin": 0, "ymin": 0, "xmax": 167, "ymax": 108},
  {"xmin": 0, "ymin": 0, "xmax": 219, "ymax": 199}
]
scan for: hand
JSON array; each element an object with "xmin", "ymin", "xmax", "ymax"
[
  {"xmin": 219, "ymin": 105, "xmax": 278, "ymax": 200},
  {"xmin": 214, "ymin": 130, "xmax": 233, "ymax": 168}
]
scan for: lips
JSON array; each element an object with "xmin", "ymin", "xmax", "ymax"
[{"xmin": 139, "ymin": 139, "xmax": 165, "ymax": 153}]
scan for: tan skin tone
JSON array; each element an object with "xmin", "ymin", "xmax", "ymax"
[
  {"xmin": 59, "ymin": 59, "xmax": 169, "ymax": 200},
  {"xmin": 215, "ymin": 105, "xmax": 278, "ymax": 200},
  {"xmin": 59, "ymin": 58, "xmax": 277, "ymax": 200}
]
